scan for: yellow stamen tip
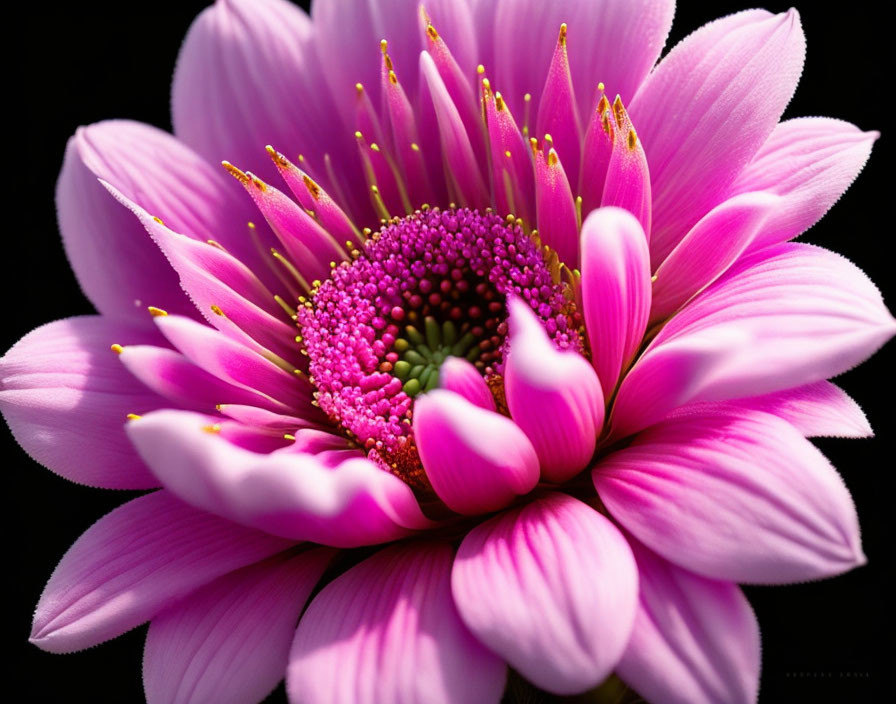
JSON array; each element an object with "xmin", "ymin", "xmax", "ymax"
[
  {"xmin": 147, "ymin": 306, "xmax": 168, "ymax": 317},
  {"xmin": 126, "ymin": 413, "xmax": 142, "ymax": 421},
  {"xmin": 283, "ymin": 433, "xmax": 296, "ymax": 441},
  {"xmin": 597, "ymin": 81, "xmax": 605, "ymax": 92},
  {"xmin": 426, "ymin": 23, "xmax": 438, "ymax": 41},
  {"xmin": 110, "ymin": 343, "xmax": 124, "ymax": 355},
  {"xmin": 558, "ymin": 23, "xmax": 567, "ymax": 45},
  {"xmin": 221, "ymin": 161, "xmax": 248, "ymax": 183},
  {"xmin": 152, "ymin": 216, "xmax": 164, "ymax": 225},
  {"xmin": 210, "ymin": 305, "xmax": 225, "ymax": 317}
]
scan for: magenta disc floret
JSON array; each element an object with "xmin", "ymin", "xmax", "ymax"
[{"xmin": 298, "ymin": 207, "xmax": 580, "ymax": 477}]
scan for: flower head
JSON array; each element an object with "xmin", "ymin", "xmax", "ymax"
[{"xmin": 5, "ymin": 1, "xmax": 894, "ymax": 703}]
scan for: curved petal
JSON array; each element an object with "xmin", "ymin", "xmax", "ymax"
[
  {"xmin": 172, "ymin": 0, "xmax": 360, "ymax": 208},
  {"xmin": 439, "ymin": 356, "xmax": 496, "ymax": 411},
  {"xmin": 102, "ymin": 180, "xmax": 302, "ymax": 366},
  {"xmin": 616, "ymin": 541, "xmax": 760, "ymax": 704},
  {"xmin": 117, "ymin": 345, "xmax": 281, "ymax": 412},
  {"xmin": 0, "ymin": 316, "xmax": 168, "ymax": 489},
  {"xmin": 595, "ymin": 410, "xmax": 865, "ymax": 583},
  {"xmin": 504, "ymin": 298, "xmax": 603, "ymax": 482},
  {"xmin": 154, "ymin": 315, "xmax": 309, "ymax": 412},
  {"xmin": 57, "ymin": 123, "xmax": 195, "ymax": 321},
  {"xmin": 126, "ymin": 410, "xmax": 432, "ymax": 547},
  {"xmin": 650, "ymin": 192, "xmax": 782, "ymax": 323},
  {"xmin": 580, "ymin": 207, "xmax": 651, "ymax": 397},
  {"xmin": 490, "ymin": 0, "xmax": 675, "ymax": 120},
  {"xmin": 414, "ymin": 389, "xmax": 539, "ymax": 515},
  {"xmin": 671, "ymin": 381, "xmax": 872, "ymax": 439},
  {"xmin": 144, "ymin": 548, "xmax": 335, "ymax": 704},
  {"xmin": 611, "ymin": 243, "xmax": 896, "ymax": 437},
  {"xmin": 452, "ymin": 493, "xmax": 638, "ymax": 695},
  {"xmin": 630, "ymin": 10, "xmax": 806, "ymax": 266},
  {"xmin": 31, "ymin": 490, "xmax": 292, "ymax": 654},
  {"xmin": 729, "ymin": 117, "xmax": 878, "ymax": 250},
  {"xmin": 288, "ymin": 543, "xmax": 506, "ymax": 704}
]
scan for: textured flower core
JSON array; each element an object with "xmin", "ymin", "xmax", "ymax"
[{"xmin": 299, "ymin": 206, "xmax": 580, "ymax": 479}]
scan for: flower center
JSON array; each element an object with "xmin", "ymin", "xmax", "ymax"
[{"xmin": 298, "ymin": 207, "xmax": 580, "ymax": 484}]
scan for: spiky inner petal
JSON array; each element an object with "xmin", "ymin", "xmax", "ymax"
[{"xmin": 299, "ymin": 207, "xmax": 579, "ymax": 476}]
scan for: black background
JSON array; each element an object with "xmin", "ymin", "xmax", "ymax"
[{"xmin": 9, "ymin": 1, "xmax": 894, "ymax": 702}]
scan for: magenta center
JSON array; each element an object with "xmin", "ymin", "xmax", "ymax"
[{"xmin": 299, "ymin": 207, "xmax": 578, "ymax": 477}]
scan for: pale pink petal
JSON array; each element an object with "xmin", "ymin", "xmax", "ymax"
[
  {"xmin": 504, "ymin": 298, "xmax": 603, "ymax": 482},
  {"xmin": 154, "ymin": 315, "xmax": 309, "ymax": 412},
  {"xmin": 595, "ymin": 410, "xmax": 865, "ymax": 583},
  {"xmin": 439, "ymin": 356, "xmax": 496, "ymax": 411},
  {"xmin": 288, "ymin": 543, "xmax": 506, "ymax": 704},
  {"xmin": 630, "ymin": 10, "xmax": 806, "ymax": 267},
  {"xmin": 102, "ymin": 181, "xmax": 301, "ymax": 365},
  {"xmin": 172, "ymin": 0, "xmax": 362, "ymax": 212},
  {"xmin": 413, "ymin": 389, "xmax": 539, "ymax": 515},
  {"xmin": 452, "ymin": 493, "xmax": 638, "ymax": 695},
  {"xmin": 672, "ymin": 381, "xmax": 873, "ymax": 439},
  {"xmin": 0, "ymin": 317, "xmax": 168, "ymax": 489},
  {"xmin": 490, "ymin": 0, "xmax": 674, "ymax": 120},
  {"xmin": 144, "ymin": 549, "xmax": 335, "ymax": 704},
  {"xmin": 126, "ymin": 410, "xmax": 432, "ymax": 547},
  {"xmin": 580, "ymin": 207, "xmax": 651, "ymax": 397},
  {"xmin": 616, "ymin": 541, "xmax": 760, "ymax": 704},
  {"xmin": 650, "ymin": 192, "xmax": 782, "ymax": 322},
  {"xmin": 611, "ymin": 243, "xmax": 896, "ymax": 437},
  {"xmin": 729, "ymin": 117, "xmax": 878, "ymax": 250},
  {"xmin": 31, "ymin": 491, "xmax": 292, "ymax": 654}
]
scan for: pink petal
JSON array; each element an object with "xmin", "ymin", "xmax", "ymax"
[
  {"xmin": 579, "ymin": 89, "xmax": 614, "ymax": 214},
  {"xmin": 56, "ymin": 123, "xmax": 191, "ymax": 321},
  {"xmin": 0, "ymin": 317, "xmax": 167, "ymax": 489},
  {"xmin": 630, "ymin": 10, "xmax": 806, "ymax": 267},
  {"xmin": 312, "ymin": 0, "xmax": 476, "ymax": 128},
  {"xmin": 600, "ymin": 96, "xmax": 651, "ymax": 239},
  {"xmin": 672, "ymin": 381, "xmax": 873, "ymax": 439},
  {"xmin": 504, "ymin": 298, "xmax": 603, "ymax": 482},
  {"xmin": 31, "ymin": 490, "xmax": 292, "ymax": 653},
  {"xmin": 533, "ymin": 142, "xmax": 579, "ymax": 266},
  {"xmin": 616, "ymin": 541, "xmax": 760, "ymax": 704},
  {"xmin": 535, "ymin": 25, "xmax": 582, "ymax": 188},
  {"xmin": 729, "ymin": 117, "xmax": 879, "ymax": 250},
  {"xmin": 439, "ymin": 356, "xmax": 496, "ymax": 411},
  {"xmin": 580, "ymin": 207, "xmax": 651, "ymax": 397},
  {"xmin": 650, "ymin": 192, "xmax": 782, "ymax": 323},
  {"xmin": 452, "ymin": 493, "xmax": 638, "ymax": 695},
  {"xmin": 154, "ymin": 315, "xmax": 308, "ymax": 412},
  {"xmin": 172, "ymin": 0, "xmax": 361, "ymax": 210},
  {"xmin": 144, "ymin": 549, "xmax": 335, "ymax": 704},
  {"xmin": 482, "ymin": 83, "xmax": 534, "ymax": 225},
  {"xmin": 126, "ymin": 410, "xmax": 432, "ymax": 547},
  {"xmin": 102, "ymin": 181, "xmax": 301, "ymax": 366},
  {"xmin": 594, "ymin": 409, "xmax": 865, "ymax": 583},
  {"xmin": 288, "ymin": 543, "xmax": 506, "ymax": 704},
  {"xmin": 489, "ymin": 0, "xmax": 675, "ymax": 120},
  {"xmin": 611, "ymin": 243, "xmax": 896, "ymax": 438},
  {"xmin": 420, "ymin": 50, "xmax": 490, "ymax": 210},
  {"xmin": 413, "ymin": 389, "xmax": 539, "ymax": 515},
  {"xmin": 117, "ymin": 344, "xmax": 282, "ymax": 412}
]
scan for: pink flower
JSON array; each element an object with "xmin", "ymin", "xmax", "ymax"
[{"xmin": 4, "ymin": 0, "xmax": 893, "ymax": 702}]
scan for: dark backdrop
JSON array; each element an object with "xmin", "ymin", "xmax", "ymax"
[{"xmin": 9, "ymin": 1, "xmax": 893, "ymax": 702}]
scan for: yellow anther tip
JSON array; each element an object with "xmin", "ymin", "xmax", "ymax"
[
  {"xmin": 147, "ymin": 306, "xmax": 168, "ymax": 317},
  {"xmin": 126, "ymin": 413, "xmax": 142, "ymax": 421},
  {"xmin": 110, "ymin": 343, "xmax": 124, "ymax": 354}
]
